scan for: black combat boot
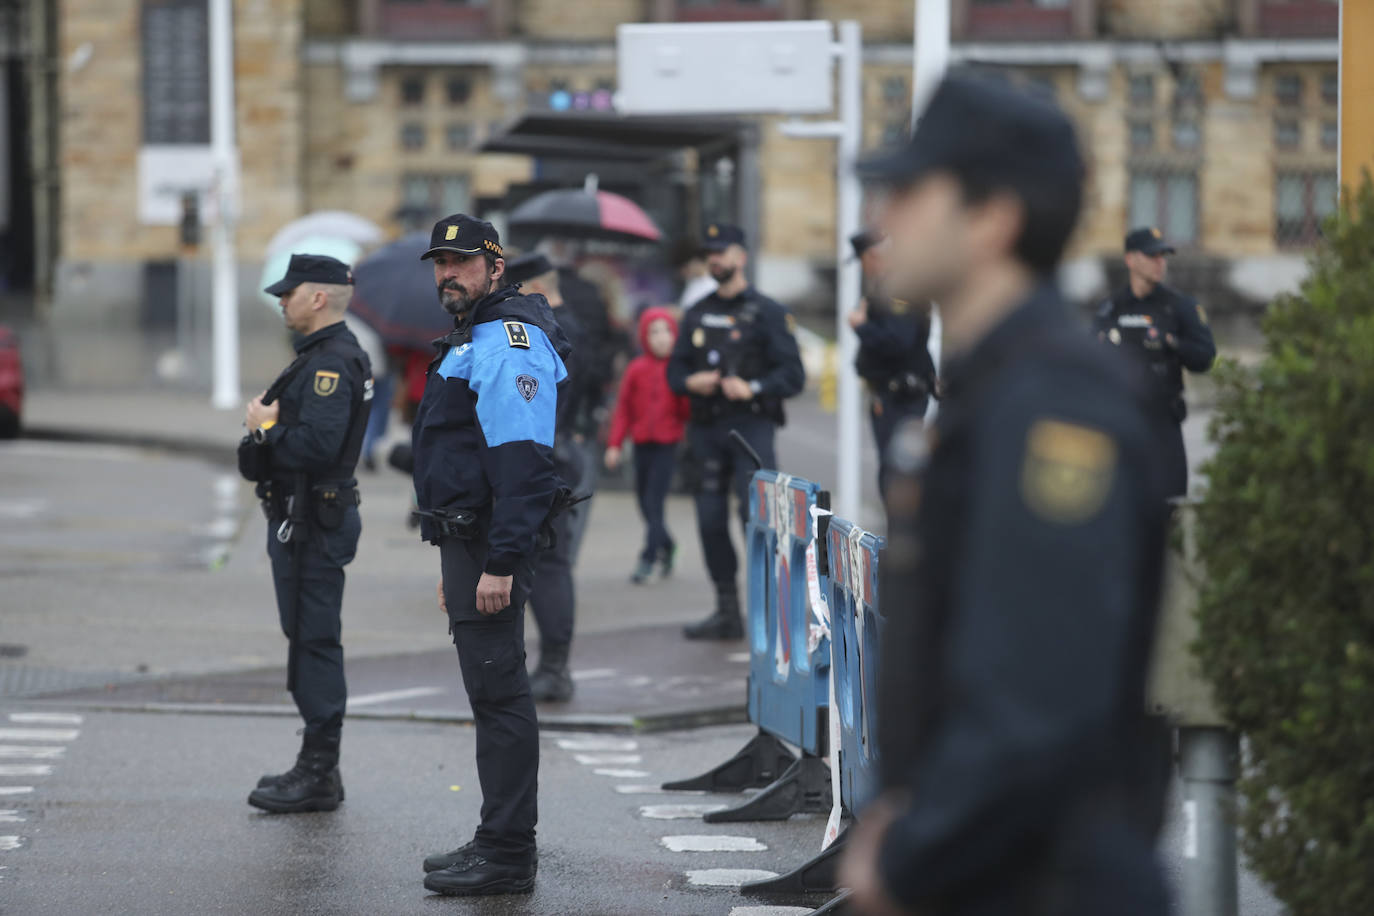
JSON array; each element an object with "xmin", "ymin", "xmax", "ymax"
[
  {"xmin": 528, "ymin": 642, "xmax": 574, "ymax": 703},
  {"xmin": 248, "ymin": 733, "xmax": 343, "ymax": 813},
  {"xmin": 683, "ymin": 587, "xmax": 744, "ymax": 640},
  {"xmin": 423, "ymin": 851, "xmax": 537, "ymax": 896},
  {"xmin": 423, "ymin": 840, "xmax": 477, "ymax": 873},
  {"xmin": 257, "ymin": 738, "xmax": 346, "ymax": 801}
]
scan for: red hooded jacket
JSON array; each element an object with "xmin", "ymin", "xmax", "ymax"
[{"xmin": 607, "ymin": 307, "xmax": 691, "ymax": 448}]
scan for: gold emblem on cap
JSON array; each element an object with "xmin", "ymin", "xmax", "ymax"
[
  {"xmin": 707, "ymin": 225, "xmax": 719, "ymax": 238},
  {"xmin": 1150, "ymin": 227, "xmax": 1162, "ymax": 239},
  {"xmin": 445, "ymin": 225, "xmax": 459, "ymax": 241}
]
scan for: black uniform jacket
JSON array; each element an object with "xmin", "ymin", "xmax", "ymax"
[
  {"xmin": 1094, "ymin": 282, "xmax": 1215, "ymax": 421},
  {"xmin": 877, "ymin": 284, "xmax": 1172, "ymax": 916}
]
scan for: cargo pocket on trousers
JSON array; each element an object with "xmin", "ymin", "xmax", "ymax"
[{"xmin": 459, "ymin": 635, "xmax": 526, "ymax": 705}]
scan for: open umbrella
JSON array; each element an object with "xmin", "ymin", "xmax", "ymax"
[
  {"xmin": 508, "ymin": 188, "xmax": 662, "ymax": 243},
  {"xmin": 347, "ymin": 232, "xmax": 452, "ymax": 349},
  {"xmin": 265, "ymin": 210, "xmax": 384, "ymax": 256}
]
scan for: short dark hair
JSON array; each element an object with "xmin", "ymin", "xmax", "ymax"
[{"xmin": 952, "ymin": 167, "xmax": 1082, "ymax": 274}]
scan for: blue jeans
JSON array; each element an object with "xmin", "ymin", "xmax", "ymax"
[{"xmin": 633, "ymin": 442, "xmax": 678, "ymax": 565}]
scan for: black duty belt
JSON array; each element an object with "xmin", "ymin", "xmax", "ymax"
[{"xmin": 412, "ymin": 507, "xmax": 482, "ymax": 540}]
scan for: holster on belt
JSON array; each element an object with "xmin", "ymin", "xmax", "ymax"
[{"xmin": 413, "ymin": 507, "xmax": 482, "ymax": 540}]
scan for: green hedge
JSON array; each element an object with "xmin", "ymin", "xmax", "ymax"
[{"xmin": 1194, "ymin": 177, "xmax": 1374, "ymax": 915}]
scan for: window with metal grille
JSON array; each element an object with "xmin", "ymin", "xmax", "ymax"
[
  {"xmin": 1276, "ymin": 170, "xmax": 1337, "ymax": 247},
  {"xmin": 1172, "ymin": 120, "xmax": 1200, "ymax": 152},
  {"xmin": 1321, "ymin": 120, "xmax": 1338, "ymax": 150},
  {"xmin": 400, "ymin": 123, "xmax": 426, "ymax": 151},
  {"xmin": 1128, "ymin": 73, "xmax": 1155, "ymax": 106},
  {"xmin": 1129, "ymin": 121, "xmax": 1154, "ymax": 152},
  {"xmin": 446, "ymin": 124, "xmax": 472, "ymax": 151},
  {"xmin": 1275, "ymin": 73, "xmax": 1303, "ymax": 107},
  {"xmin": 401, "ymin": 174, "xmax": 472, "ymax": 224},
  {"xmin": 400, "ymin": 75, "xmax": 425, "ymax": 106},
  {"xmin": 1274, "ymin": 118, "xmax": 1301, "ymax": 150},
  {"xmin": 446, "ymin": 76, "xmax": 472, "ymax": 106}
]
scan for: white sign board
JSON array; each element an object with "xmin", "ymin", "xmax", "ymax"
[
  {"xmin": 137, "ymin": 145, "xmax": 216, "ymax": 225},
  {"xmin": 615, "ymin": 21, "xmax": 834, "ymax": 115}
]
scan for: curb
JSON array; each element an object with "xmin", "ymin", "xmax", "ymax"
[
  {"xmin": 16, "ymin": 698, "xmax": 749, "ymax": 734},
  {"xmin": 22, "ymin": 425, "xmax": 237, "ymax": 467}
]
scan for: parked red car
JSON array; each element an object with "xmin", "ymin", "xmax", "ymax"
[{"xmin": 0, "ymin": 325, "xmax": 23, "ymax": 438}]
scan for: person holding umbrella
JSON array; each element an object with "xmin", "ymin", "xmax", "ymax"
[{"xmin": 410, "ymin": 215, "xmax": 572, "ymax": 898}]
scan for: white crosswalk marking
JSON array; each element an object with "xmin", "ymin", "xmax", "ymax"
[
  {"xmin": 573, "ymin": 753, "xmax": 642, "ymax": 766},
  {"xmin": 0, "ymin": 728, "xmax": 79, "ymax": 743},
  {"xmin": 729, "ymin": 908, "xmax": 815, "ymax": 916},
  {"xmin": 593, "ymin": 768, "xmax": 650, "ymax": 779},
  {"xmin": 0, "ymin": 836, "xmax": 23, "ymax": 851},
  {"xmin": 639, "ymin": 803, "xmax": 727, "ymax": 819},
  {"xmin": 0, "ymin": 765, "xmax": 53, "ymax": 778},
  {"xmin": 569, "ymin": 669, "xmax": 617, "ymax": 681},
  {"xmin": 8, "ymin": 713, "xmax": 83, "ymax": 725},
  {"xmin": 685, "ymin": 868, "xmax": 778, "ymax": 887},
  {"xmin": 661, "ymin": 835, "xmax": 768, "ymax": 852},
  {"xmin": 345, "ymin": 687, "xmax": 443, "ymax": 708},
  {"xmin": 615, "ymin": 784, "xmax": 702, "ymax": 795},
  {"xmin": 0, "ymin": 747, "xmax": 65, "ymax": 760},
  {"xmin": 556, "ymin": 737, "xmax": 638, "ymax": 752},
  {"xmin": 0, "ymin": 811, "xmax": 24, "ymax": 824},
  {"xmin": 0, "ymin": 788, "xmax": 33, "ymax": 797}
]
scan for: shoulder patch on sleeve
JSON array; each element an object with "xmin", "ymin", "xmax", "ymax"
[
  {"xmin": 1195, "ymin": 303, "xmax": 1208, "ymax": 325},
  {"xmin": 313, "ymin": 370, "xmax": 341, "ymax": 397},
  {"xmin": 515, "ymin": 374, "xmax": 539, "ymax": 402},
  {"xmin": 503, "ymin": 321, "xmax": 531, "ymax": 349},
  {"xmin": 785, "ymin": 313, "xmax": 797, "ymax": 334},
  {"xmin": 1020, "ymin": 419, "xmax": 1117, "ymax": 524}
]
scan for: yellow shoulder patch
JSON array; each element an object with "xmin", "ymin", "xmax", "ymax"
[
  {"xmin": 785, "ymin": 313, "xmax": 797, "ymax": 334},
  {"xmin": 1195, "ymin": 303, "xmax": 1208, "ymax": 326},
  {"xmin": 313, "ymin": 370, "xmax": 340, "ymax": 397},
  {"xmin": 1020, "ymin": 419, "xmax": 1117, "ymax": 524},
  {"xmin": 504, "ymin": 321, "xmax": 531, "ymax": 349}
]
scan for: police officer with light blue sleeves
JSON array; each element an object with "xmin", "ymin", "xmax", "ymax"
[{"xmin": 410, "ymin": 215, "xmax": 572, "ymax": 898}]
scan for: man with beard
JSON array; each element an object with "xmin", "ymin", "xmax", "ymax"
[
  {"xmin": 409, "ymin": 215, "xmax": 571, "ymax": 897},
  {"xmin": 667, "ymin": 223, "xmax": 805, "ymax": 640},
  {"xmin": 838, "ymin": 75, "xmax": 1172, "ymax": 916}
]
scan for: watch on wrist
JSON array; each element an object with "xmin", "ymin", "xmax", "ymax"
[
  {"xmin": 252, "ymin": 426, "xmax": 269, "ymax": 444},
  {"xmin": 749, "ymin": 380, "xmax": 764, "ymax": 396}
]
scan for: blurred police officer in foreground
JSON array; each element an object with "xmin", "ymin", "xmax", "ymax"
[
  {"xmin": 411, "ymin": 216, "xmax": 571, "ymax": 897},
  {"xmin": 667, "ymin": 224, "xmax": 805, "ymax": 640},
  {"xmin": 240, "ymin": 254, "xmax": 372, "ymax": 813},
  {"xmin": 847, "ymin": 230, "xmax": 938, "ymax": 496},
  {"xmin": 838, "ymin": 75, "xmax": 1172, "ymax": 916},
  {"xmin": 505, "ymin": 251, "xmax": 584, "ymax": 702},
  {"xmin": 1095, "ymin": 228, "xmax": 1216, "ymax": 497}
]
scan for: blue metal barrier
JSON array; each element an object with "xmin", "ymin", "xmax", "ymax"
[
  {"xmin": 828, "ymin": 516, "xmax": 886, "ymax": 815},
  {"xmin": 746, "ymin": 470, "xmax": 829, "ymax": 757}
]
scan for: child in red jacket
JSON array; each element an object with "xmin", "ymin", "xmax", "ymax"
[{"xmin": 605, "ymin": 306, "xmax": 692, "ymax": 584}]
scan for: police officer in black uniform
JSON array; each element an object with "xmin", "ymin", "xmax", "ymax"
[
  {"xmin": 1095, "ymin": 227, "xmax": 1216, "ymax": 497},
  {"xmin": 667, "ymin": 223, "xmax": 806, "ymax": 640},
  {"xmin": 504, "ymin": 251, "xmax": 583, "ymax": 702},
  {"xmin": 839, "ymin": 75, "xmax": 1172, "ymax": 916},
  {"xmin": 240, "ymin": 254, "xmax": 372, "ymax": 814},
  {"xmin": 847, "ymin": 229, "xmax": 938, "ymax": 496},
  {"xmin": 410, "ymin": 216, "xmax": 572, "ymax": 897}
]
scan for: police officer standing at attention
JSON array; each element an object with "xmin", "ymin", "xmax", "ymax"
[
  {"xmin": 1096, "ymin": 227, "xmax": 1216, "ymax": 497},
  {"xmin": 667, "ymin": 223, "xmax": 805, "ymax": 640},
  {"xmin": 847, "ymin": 230, "xmax": 938, "ymax": 496},
  {"xmin": 503, "ymin": 251, "xmax": 584, "ymax": 703},
  {"xmin": 838, "ymin": 75, "xmax": 1172, "ymax": 916},
  {"xmin": 410, "ymin": 216, "xmax": 570, "ymax": 897},
  {"xmin": 240, "ymin": 254, "xmax": 372, "ymax": 814}
]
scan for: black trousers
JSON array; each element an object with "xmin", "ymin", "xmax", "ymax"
[
  {"xmin": 266, "ymin": 507, "xmax": 360, "ymax": 740},
  {"xmin": 870, "ymin": 394, "xmax": 928, "ymax": 499},
  {"xmin": 1161, "ymin": 419, "xmax": 1189, "ymax": 499},
  {"xmin": 440, "ymin": 536, "xmax": 539, "ymax": 865},
  {"xmin": 528, "ymin": 508, "xmax": 575, "ymax": 648},
  {"xmin": 685, "ymin": 416, "xmax": 778, "ymax": 593},
  {"xmin": 633, "ymin": 441, "xmax": 678, "ymax": 565}
]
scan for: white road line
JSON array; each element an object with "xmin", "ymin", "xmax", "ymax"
[
  {"xmin": 573, "ymin": 754, "xmax": 642, "ymax": 766},
  {"xmin": 0, "ymin": 836, "xmax": 23, "ymax": 851},
  {"xmin": 0, "ymin": 788, "xmax": 34, "ymax": 797},
  {"xmin": 0, "ymin": 747, "xmax": 65, "ymax": 760},
  {"xmin": 661, "ymin": 835, "xmax": 768, "ymax": 853},
  {"xmin": 639, "ymin": 803, "xmax": 727, "ymax": 820},
  {"xmin": 0, "ymin": 766, "xmax": 53, "ymax": 778},
  {"xmin": 727, "ymin": 652, "xmax": 751, "ymax": 663},
  {"xmin": 615, "ymin": 784, "xmax": 703, "ymax": 795},
  {"xmin": 0, "ymin": 729, "xmax": 80, "ymax": 742},
  {"xmin": 570, "ymin": 669, "xmax": 617, "ymax": 681},
  {"xmin": 729, "ymin": 907, "xmax": 815, "ymax": 916},
  {"xmin": 556, "ymin": 737, "xmax": 638, "ymax": 752},
  {"xmin": 594, "ymin": 769, "xmax": 650, "ymax": 779},
  {"xmin": 685, "ymin": 869, "xmax": 778, "ymax": 887},
  {"xmin": 8, "ymin": 714, "xmax": 83, "ymax": 725},
  {"xmin": 345, "ymin": 687, "xmax": 443, "ymax": 708},
  {"xmin": 0, "ymin": 811, "xmax": 24, "ymax": 824}
]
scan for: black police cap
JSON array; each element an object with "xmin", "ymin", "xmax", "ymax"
[
  {"xmin": 849, "ymin": 230, "xmax": 883, "ymax": 261},
  {"xmin": 856, "ymin": 73, "xmax": 1083, "ymax": 201},
  {"xmin": 263, "ymin": 253, "xmax": 353, "ymax": 297},
  {"xmin": 701, "ymin": 223, "xmax": 747, "ymax": 252},
  {"xmin": 420, "ymin": 214, "xmax": 503, "ymax": 261},
  {"xmin": 505, "ymin": 252, "xmax": 555, "ymax": 286},
  {"xmin": 1124, "ymin": 226, "xmax": 1176, "ymax": 256}
]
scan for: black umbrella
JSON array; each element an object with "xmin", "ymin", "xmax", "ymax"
[
  {"xmin": 348, "ymin": 231, "xmax": 451, "ymax": 349},
  {"xmin": 508, "ymin": 188, "xmax": 662, "ymax": 243}
]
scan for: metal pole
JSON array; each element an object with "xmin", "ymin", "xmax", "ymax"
[
  {"xmin": 209, "ymin": 0, "xmax": 241, "ymax": 409},
  {"xmin": 834, "ymin": 21, "xmax": 864, "ymax": 522},
  {"xmin": 914, "ymin": 0, "xmax": 949, "ymax": 423},
  {"xmin": 1177, "ymin": 726, "xmax": 1240, "ymax": 916}
]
